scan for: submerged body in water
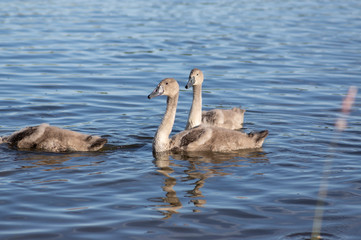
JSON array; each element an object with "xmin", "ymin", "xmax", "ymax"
[{"xmin": 0, "ymin": 123, "xmax": 107, "ymax": 152}]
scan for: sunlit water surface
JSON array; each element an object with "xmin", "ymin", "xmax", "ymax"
[{"xmin": 1, "ymin": 0, "xmax": 361, "ymax": 239}]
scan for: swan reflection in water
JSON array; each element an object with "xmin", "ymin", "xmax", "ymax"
[
  {"xmin": 13, "ymin": 151, "xmax": 105, "ymax": 173},
  {"xmin": 9, "ymin": 143, "xmax": 132, "ymax": 172},
  {"xmin": 152, "ymin": 149, "xmax": 269, "ymax": 219}
]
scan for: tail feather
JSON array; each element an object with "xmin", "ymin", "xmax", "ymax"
[
  {"xmin": 248, "ymin": 130, "xmax": 269, "ymax": 143},
  {"xmin": 256, "ymin": 130, "xmax": 269, "ymax": 143},
  {"xmin": 232, "ymin": 107, "xmax": 246, "ymax": 114}
]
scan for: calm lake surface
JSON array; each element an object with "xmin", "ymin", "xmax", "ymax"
[{"xmin": 1, "ymin": 0, "xmax": 360, "ymax": 239}]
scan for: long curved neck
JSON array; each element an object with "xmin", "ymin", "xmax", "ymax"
[
  {"xmin": 186, "ymin": 84, "xmax": 202, "ymax": 130},
  {"xmin": 153, "ymin": 93, "xmax": 179, "ymax": 152}
]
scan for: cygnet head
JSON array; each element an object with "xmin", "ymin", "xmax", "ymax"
[
  {"xmin": 185, "ymin": 68, "xmax": 204, "ymax": 89},
  {"xmin": 148, "ymin": 78, "xmax": 180, "ymax": 99}
]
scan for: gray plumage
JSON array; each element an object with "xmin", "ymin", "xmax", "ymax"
[{"xmin": 0, "ymin": 123, "xmax": 107, "ymax": 152}]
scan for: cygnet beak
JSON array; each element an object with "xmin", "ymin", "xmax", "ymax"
[
  {"xmin": 185, "ymin": 76, "xmax": 195, "ymax": 89},
  {"xmin": 148, "ymin": 85, "xmax": 164, "ymax": 99}
]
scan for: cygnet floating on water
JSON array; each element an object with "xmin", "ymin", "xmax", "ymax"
[
  {"xmin": 185, "ymin": 68, "xmax": 245, "ymax": 130},
  {"xmin": 0, "ymin": 123, "xmax": 107, "ymax": 152}
]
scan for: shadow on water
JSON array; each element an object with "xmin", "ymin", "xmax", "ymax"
[{"xmin": 151, "ymin": 149, "xmax": 268, "ymax": 219}]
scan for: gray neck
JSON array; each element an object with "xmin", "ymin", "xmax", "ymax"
[
  {"xmin": 186, "ymin": 84, "xmax": 202, "ymax": 130},
  {"xmin": 153, "ymin": 93, "xmax": 179, "ymax": 152}
]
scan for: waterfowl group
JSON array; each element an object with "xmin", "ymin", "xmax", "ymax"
[
  {"xmin": 148, "ymin": 77, "xmax": 268, "ymax": 153},
  {"xmin": 0, "ymin": 68, "xmax": 268, "ymax": 153}
]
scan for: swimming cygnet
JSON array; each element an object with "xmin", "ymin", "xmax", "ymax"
[
  {"xmin": 185, "ymin": 68, "xmax": 245, "ymax": 130},
  {"xmin": 0, "ymin": 123, "xmax": 107, "ymax": 152}
]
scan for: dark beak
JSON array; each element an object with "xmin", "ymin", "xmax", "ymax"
[
  {"xmin": 185, "ymin": 76, "xmax": 195, "ymax": 89},
  {"xmin": 148, "ymin": 85, "xmax": 164, "ymax": 99}
]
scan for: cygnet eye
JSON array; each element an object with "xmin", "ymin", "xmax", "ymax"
[{"xmin": 165, "ymin": 82, "xmax": 168, "ymax": 85}]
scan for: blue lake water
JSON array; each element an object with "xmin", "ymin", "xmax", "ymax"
[{"xmin": 1, "ymin": 0, "xmax": 361, "ymax": 239}]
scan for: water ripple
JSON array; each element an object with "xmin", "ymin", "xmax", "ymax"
[{"xmin": 1, "ymin": 0, "xmax": 361, "ymax": 239}]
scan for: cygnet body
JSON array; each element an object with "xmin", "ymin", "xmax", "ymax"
[{"xmin": 0, "ymin": 123, "xmax": 107, "ymax": 152}]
